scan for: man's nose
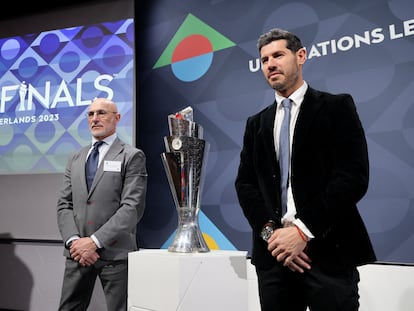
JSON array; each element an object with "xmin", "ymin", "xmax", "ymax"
[{"xmin": 268, "ymin": 57, "xmax": 277, "ymax": 68}]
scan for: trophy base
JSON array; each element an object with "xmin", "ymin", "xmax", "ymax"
[{"xmin": 168, "ymin": 223, "xmax": 210, "ymax": 253}]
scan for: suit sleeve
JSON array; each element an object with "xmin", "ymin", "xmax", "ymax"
[
  {"xmin": 235, "ymin": 116, "xmax": 279, "ymax": 233},
  {"xmin": 56, "ymin": 152, "xmax": 80, "ymax": 244}
]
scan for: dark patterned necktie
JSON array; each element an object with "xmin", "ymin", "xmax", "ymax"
[
  {"xmin": 279, "ymin": 98, "xmax": 292, "ymax": 216},
  {"xmin": 85, "ymin": 141, "xmax": 104, "ymax": 191}
]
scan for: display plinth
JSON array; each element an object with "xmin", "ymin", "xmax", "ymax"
[{"xmin": 128, "ymin": 249, "xmax": 248, "ymax": 311}]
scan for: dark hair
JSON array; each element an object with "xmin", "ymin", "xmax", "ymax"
[{"xmin": 257, "ymin": 28, "xmax": 303, "ymax": 52}]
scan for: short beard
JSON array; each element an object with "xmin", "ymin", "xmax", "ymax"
[
  {"xmin": 271, "ymin": 82, "xmax": 285, "ymax": 92},
  {"xmin": 270, "ymin": 69, "xmax": 300, "ymax": 95}
]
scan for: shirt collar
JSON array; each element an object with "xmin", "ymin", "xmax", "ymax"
[
  {"xmin": 91, "ymin": 133, "xmax": 117, "ymax": 147},
  {"xmin": 275, "ymin": 81, "xmax": 308, "ymax": 108}
]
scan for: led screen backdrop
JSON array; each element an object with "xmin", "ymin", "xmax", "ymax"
[
  {"xmin": 137, "ymin": 0, "xmax": 414, "ymax": 264},
  {"xmin": 0, "ymin": 18, "xmax": 134, "ymax": 174},
  {"xmin": 0, "ymin": 0, "xmax": 134, "ymax": 240}
]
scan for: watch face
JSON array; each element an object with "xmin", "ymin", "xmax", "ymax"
[
  {"xmin": 261, "ymin": 226, "xmax": 273, "ymax": 242},
  {"xmin": 171, "ymin": 138, "xmax": 182, "ymax": 150}
]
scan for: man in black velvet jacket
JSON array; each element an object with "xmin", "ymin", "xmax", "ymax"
[{"xmin": 235, "ymin": 28, "xmax": 376, "ymax": 311}]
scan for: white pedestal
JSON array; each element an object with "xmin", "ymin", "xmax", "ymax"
[
  {"xmin": 358, "ymin": 263, "xmax": 414, "ymax": 311},
  {"xmin": 128, "ymin": 249, "xmax": 248, "ymax": 311}
]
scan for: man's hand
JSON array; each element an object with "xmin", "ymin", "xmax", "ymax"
[
  {"xmin": 267, "ymin": 226, "xmax": 311, "ymax": 272},
  {"xmin": 70, "ymin": 237, "xmax": 100, "ymax": 266}
]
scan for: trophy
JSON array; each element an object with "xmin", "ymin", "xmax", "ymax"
[{"xmin": 161, "ymin": 106, "xmax": 210, "ymax": 253}]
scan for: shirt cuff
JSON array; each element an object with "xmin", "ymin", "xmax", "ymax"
[
  {"xmin": 65, "ymin": 235, "xmax": 79, "ymax": 249},
  {"xmin": 91, "ymin": 234, "xmax": 102, "ymax": 248},
  {"xmin": 293, "ymin": 219, "xmax": 315, "ymax": 240}
]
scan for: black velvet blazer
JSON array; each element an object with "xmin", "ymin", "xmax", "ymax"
[{"xmin": 235, "ymin": 86, "xmax": 377, "ymax": 269}]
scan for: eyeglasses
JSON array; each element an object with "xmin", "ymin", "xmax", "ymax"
[{"xmin": 86, "ymin": 110, "xmax": 118, "ymax": 118}]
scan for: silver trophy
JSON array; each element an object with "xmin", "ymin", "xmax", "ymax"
[{"xmin": 161, "ymin": 106, "xmax": 210, "ymax": 253}]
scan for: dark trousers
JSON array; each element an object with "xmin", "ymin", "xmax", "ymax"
[
  {"xmin": 256, "ymin": 260, "xmax": 360, "ymax": 311},
  {"xmin": 58, "ymin": 258, "xmax": 128, "ymax": 311}
]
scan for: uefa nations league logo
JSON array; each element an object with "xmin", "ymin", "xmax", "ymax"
[{"xmin": 153, "ymin": 14, "xmax": 236, "ymax": 82}]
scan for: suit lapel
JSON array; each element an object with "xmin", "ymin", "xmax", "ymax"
[
  {"xmin": 293, "ymin": 87, "xmax": 323, "ymax": 154},
  {"xmin": 259, "ymin": 102, "xmax": 278, "ymax": 164},
  {"xmin": 80, "ymin": 146, "xmax": 91, "ymax": 193},
  {"xmin": 88, "ymin": 138, "xmax": 125, "ymax": 194},
  {"xmin": 257, "ymin": 89, "xmax": 324, "ymax": 170}
]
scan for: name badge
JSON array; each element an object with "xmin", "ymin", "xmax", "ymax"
[{"xmin": 103, "ymin": 160, "xmax": 121, "ymax": 172}]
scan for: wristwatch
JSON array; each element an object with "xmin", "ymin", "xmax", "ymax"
[{"xmin": 260, "ymin": 220, "xmax": 276, "ymax": 242}]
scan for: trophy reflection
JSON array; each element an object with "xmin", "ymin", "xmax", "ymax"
[{"xmin": 161, "ymin": 106, "xmax": 210, "ymax": 253}]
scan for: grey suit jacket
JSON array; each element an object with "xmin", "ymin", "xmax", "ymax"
[{"xmin": 57, "ymin": 137, "xmax": 147, "ymax": 261}]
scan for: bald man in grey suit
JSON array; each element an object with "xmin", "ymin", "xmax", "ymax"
[{"xmin": 57, "ymin": 98, "xmax": 147, "ymax": 311}]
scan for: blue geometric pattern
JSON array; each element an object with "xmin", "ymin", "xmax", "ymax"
[{"xmin": 0, "ymin": 19, "xmax": 134, "ymax": 174}]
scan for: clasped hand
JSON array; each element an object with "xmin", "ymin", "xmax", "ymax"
[
  {"xmin": 69, "ymin": 237, "xmax": 100, "ymax": 267},
  {"xmin": 267, "ymin": 226, "xmax": 311, "ymax": 272}
]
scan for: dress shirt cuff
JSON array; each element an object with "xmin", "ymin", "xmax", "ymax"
[
  {"xmin": 91, "ymin": 234, "xmax": 102, "ymax": 249},
  {"xmin": 293, "ymin": 219, "xmax": 314, "ymax": 240},
  {"xmin": 65, "ymin": 235, "xmax": 79, "ymax": 249}
]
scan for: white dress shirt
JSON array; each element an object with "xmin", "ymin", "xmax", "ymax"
[{"xmin": 273, "ymin": 81, "xmax": 314, "ymax": 239}]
